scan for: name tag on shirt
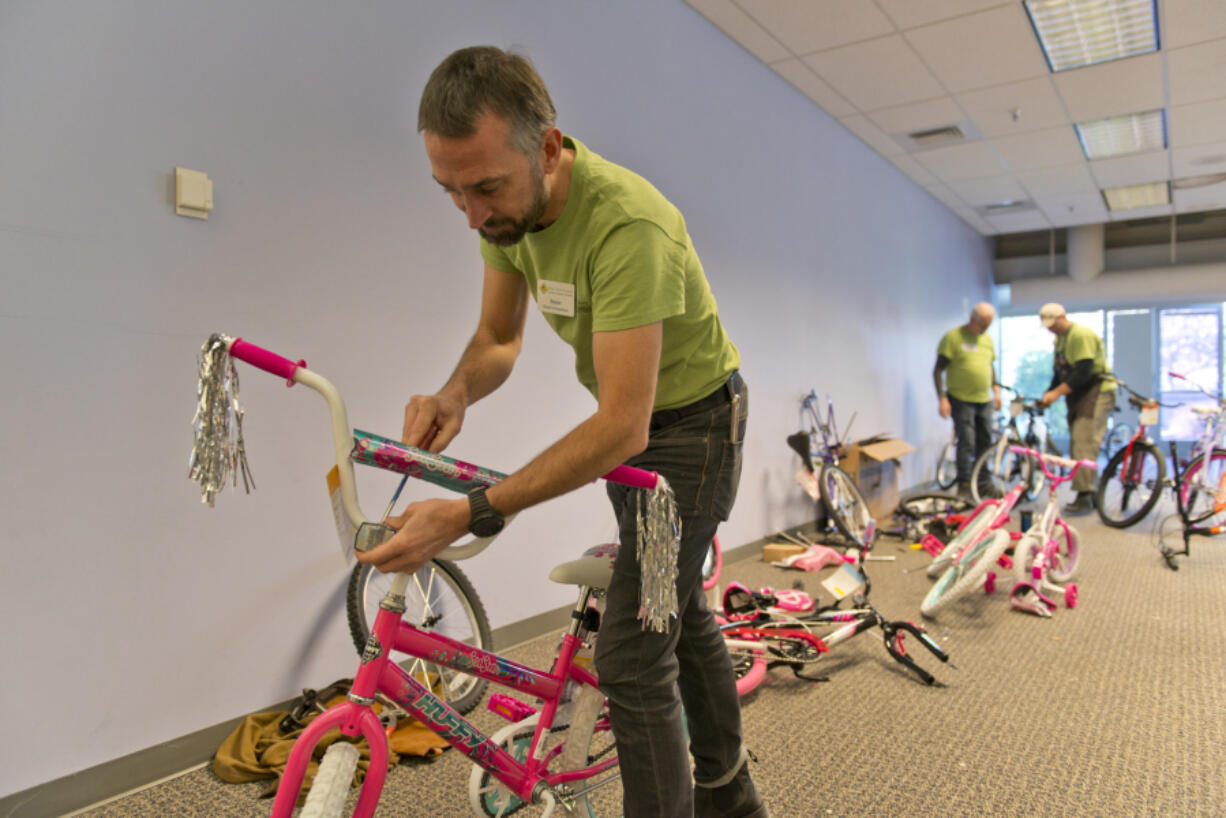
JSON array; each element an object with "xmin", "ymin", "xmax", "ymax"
[
  {"xmin": 961, "ymin": 342, "xmax": 979, "ymax": 353},
  {"xmin": 538, "ymin": 280, "xmax": 575, "ymax": 317}
]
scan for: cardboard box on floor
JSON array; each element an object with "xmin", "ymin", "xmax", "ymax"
[{"xmin": 839, "ymin": 435, "xmax": 916, "ymax": 519}]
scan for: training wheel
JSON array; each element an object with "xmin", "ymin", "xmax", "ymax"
[{"xmin": 1065, "ymin": 583, "xmax": 1078, "ymax": 609}]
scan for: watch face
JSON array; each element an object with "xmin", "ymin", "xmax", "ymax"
[{"xmin": 470, "ymin": 515, "xmax": 504, "ymax": 538}]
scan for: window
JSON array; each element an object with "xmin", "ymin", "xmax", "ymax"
[{"xmin": 1158, "ymin": 306, "xmax": 1224, "ymax": 440}]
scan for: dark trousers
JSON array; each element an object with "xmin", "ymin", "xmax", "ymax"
[
  {"xmin": 950, "ymin": 395, "xmax": 994, "ymax": 486},
  {"xmin": 597, "ymin": 374, "xmax": 748, "ymax": 817}
]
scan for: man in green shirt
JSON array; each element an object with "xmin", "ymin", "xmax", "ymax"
[
  {"xmin": 934, "ymin": 303, "xmax": 1002, "ymax": 498},
  {"xmin": 356, "ymin": 46, "xmax": 763, "ymax": 818},
  {"xmin": 1038, "ymin": 303, "xmax": 1116, "ymax": 514}
]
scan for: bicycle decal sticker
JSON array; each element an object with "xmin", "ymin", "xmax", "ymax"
[
  {"xmin": 412, "ymin": 691, "xmax": 503, "ymax": 772},
  {"xmin": 361, "ymin": 632, "xmax": 384, "ymax": 665},
  {"xmin": 350, "ymin": 429, "xmax": 507, "ymax": 493}
]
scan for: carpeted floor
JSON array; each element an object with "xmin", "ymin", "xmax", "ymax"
[{"xmin": 76, "ymin": 494, "xmax": 1226, "ymax": 817}]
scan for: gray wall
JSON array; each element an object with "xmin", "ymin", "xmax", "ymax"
[{"xmin": 0, "ymin": 0, "xmax": 992, "ymax": 796}]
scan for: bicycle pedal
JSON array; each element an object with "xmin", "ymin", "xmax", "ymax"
[{"xmin": 488, "ymin": 693, "xmax": 537, "ymax": 722}]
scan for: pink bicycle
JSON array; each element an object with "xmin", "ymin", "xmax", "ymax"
[
  {"xmin": 996, "ymin": 447, "xmax": 1095, "ymax": 617},
  {"xmin": 191, "ymin": 334, "xmax": 681, "ymax": 817}
]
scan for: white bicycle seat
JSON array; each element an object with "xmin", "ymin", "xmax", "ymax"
[{"xmin": 548, "ymin": 543, "xmax": 620, "ymax": 589}]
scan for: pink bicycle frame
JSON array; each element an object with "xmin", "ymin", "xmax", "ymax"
[{"xmin": 223, "ymin": 336, "xmax": 664, "ymax": 815}]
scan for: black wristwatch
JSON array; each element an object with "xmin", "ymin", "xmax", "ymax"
[{"xmin": 466, "ymin": 486, "xmax": 505, "ymax": 538}]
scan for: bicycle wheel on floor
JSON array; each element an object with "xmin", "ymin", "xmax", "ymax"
[
  {"xmin": 921, "ymin": 528, "xmax": 1011, "ymax": 618},
  {"xmin": 346, "ymin": 559, "xmax": 492, "ymax": 716},
  {"xmin": 1095, "ymin": 440, "xmax": 1165, "ymax": 528},
  {"xmin": 1046, "ymin": 518, "xmax": 1081, "ymax": 583},
  {"xmin": 926, "ymin": 498, "xmax": 1000, "ymax": 579},
  {"xmin": 819, "ymin": 463, "xmax": 873, "ymax": 544}
]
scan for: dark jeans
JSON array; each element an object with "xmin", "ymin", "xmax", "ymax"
[
  {"xmin": 597, "ymin": 374, "xmax": 748, "ymax": 818},
  {"xmin": 950, "ymin": 395, "xmax": 993, "ymax": 486}
]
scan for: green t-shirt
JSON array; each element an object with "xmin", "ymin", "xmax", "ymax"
[
  {"xmin": 937, "ymin": 326, "xmax": 996, "ymax": 403},
  {"xmin": 1055, "ymin": 323, "xmax": 1115, "ymax": 391},
  {"xmin": 480, "ymin": 136, "xmax": 739, "ymax": 410}
]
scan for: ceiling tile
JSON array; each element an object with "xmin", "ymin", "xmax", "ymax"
[
  {"xmin": 952, "ymin": 206, "xmax": 998, "ymax": 234},
  {"xmin": 887, "ymin": 153, "xmax": 939, "ymax": 186},
  {"xmin": 804, "ymin": 35, "xmax": 946, "ymax": 111},
  {"xmin": 1014, "ymin": 163, "xmax": 1098, "ymax": 196},
  {"xmin": 986, "ymin": 209, "xmax": 1051, "ymax": 233},
  {"xmin": 1171, "ymin": 141, "xmax": 1226, "ymax": 178},
  {"xmin": 683, "ymin": 0, "xmax": 791, "ymax": 64},
  {"xmin": 924, "ymin": 182, "xmax": 969, "ymax": 210},
  {"xmin": 913, "ymin": 140, "xmax": 1008, "ymax": 180},
  {"xmin": 1162, "ymin": 0, "xmax": 1226, "ymax": 49},
  {"xmin": 1169, "ymin": 99, "xmax": 1226, "ymax": 147},
  {"xmin": 904, "ymin": 4, "xmax": 1049, "ymax": 93},
  {"xmin": 737, "ymin": 0, "xmax": 895, "ymax": 55},
  {"xmin": 955, "ymin": 76, "xmax": 1069, "ymax": 138},
  {"xmin": 990, "ymin": 126, "xmax": 1085, "ymax": 171},
  {"xmin": 1035, "ymin": 191, "xmax": 1109, "ymax": 227},
  {"xmin": 876, "ymin": 0, "xmax": 1011, "ymax": 31},
  {"xmin": 1167, "ymin": 40, "xmax": 1226, "ymax": 107},
  {"xmin": 769, "ymin": 59, "xmax": 857, "ymax": 117},
  {"xmin": 1109, "ymin": 203, "xmax": 1173, "ymax": 221},
  {"xmin": 946, "ymin": 174, "xmax": 1027, "ymax": 206},
  {"xmin": 837, "ymin": 114, "xmax": 905, "ymax": 156},
  {"xmin": 1052, "ymin": 52, "xmax": 1164, "ymax": 122},
  {"xmin": 1089, "ymin": 150, "xmax": 1171, "ymax": 188},
  {"xmin": 865, "ymin": 96, "xmax": 965, "ymax": 136},
  {"xmin": 1174, "ymin": 183, "xmax": 1226, "ymax": 211}
]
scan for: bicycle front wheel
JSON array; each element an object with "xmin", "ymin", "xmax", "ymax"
[
  {"xmin": 819, "ymin": 464, "xmax": 873, "ymax": 544},
  {"xmin": 935, "ymin": 442, "xmax": 958, "ymax": 490},
  {"xmin": 921, "ymin": 528, "xmax": 1011, "ymax": 618},
  {"xmin": 970, "ymin": 441, "xmax": 1029, "ymax": 503},
  {"xmin": 1181, "ymin": 447, "xmax": 1226, "ymax": 527},
  {"xmin": 347, "ymin": 559, "xmax": 492, "ymax": 716},
  {"xmin": 926, "ymin": 498, "xmax": 999, "ymax": 579},
  {"xmin": 1095, "ymin": 441, "xmax": 1165, "ymax": 528}
]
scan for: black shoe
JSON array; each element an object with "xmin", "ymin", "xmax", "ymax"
[
  {"xmin": 694, "ymin": 757, "xmax": 769, "ymax": 818},
  {"xmin": 1063, "ymin": 492, "xmax": 1094, "ymax": 515}
]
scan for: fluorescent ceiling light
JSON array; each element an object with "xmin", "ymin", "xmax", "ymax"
[
  {"xmin": 1025, "ymin": 0, "xmax": 1159, "ymax": 73},
  {"xmin": 1076, "ymin": 110, "xmax": 1166, "ymax": 159},
  {"xmin": 1102, "ymin": 181, "xmax": 1169, "ymax": 211}
]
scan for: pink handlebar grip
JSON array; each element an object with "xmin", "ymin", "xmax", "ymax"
[
  {"xmin": 229, "ymin": 338, "xmax": 306, "ymax": 387},
  {"xmin": 603, "ymin": 464, "xmax": 659, "ymax": 490}
]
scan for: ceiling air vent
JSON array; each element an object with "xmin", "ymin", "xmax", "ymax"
[
  {"xmin": 890, "ymin": 120, "xmax": 981, "ymax": 153},
  {"xmin": 907, "ymin": 125, "xmax": 965, "ymax": 148}
]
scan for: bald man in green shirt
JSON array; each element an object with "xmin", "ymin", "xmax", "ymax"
[
  {"xmin": 934, "ymin": 302, "xmax": 1002, "ymax": 498},
  {"xmin": 1038, "ymin": 303, "xmax": 1116, "ymax": 514}
]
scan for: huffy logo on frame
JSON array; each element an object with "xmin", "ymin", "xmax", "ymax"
[{"xmin": 361, "ymin": 632, "xmax": 383, "ymax": 665}]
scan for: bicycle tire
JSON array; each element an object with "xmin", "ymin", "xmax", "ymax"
[
  {"xmin": 1095, "ymin": 441, "xmax": 1165, "ymax": 528},
  {"xmin": 926, "ymin": 499, "xmax": 999, "ymax": 579},
  {"xmin": 969, "ymin": 441, "xmax": 1030, "ymax": 504},
  {"xmin": 935, "ymin": 442, "xmax": 958, "ymax": 490},
  {"xmin": 346, "ymin": 559, "xmax": 492, "ymax": 716},
  {"xmin": 819, "ymin": 463, "xmax": 873, "ymax": 544},
  {"xmin": 299, "ymin": 742, "xmax": 360, "ymax": 818},
  {"xmin": 897, "ymin": 492, "xmax": 974, "ymax": 518},
  {"xmin": 468, "ymin": 683, "xmax": 620, "ymax": 817},
  {"xmin": 921, "ymin": 528, "xmax": 1011, "ymax": 618},
  {"xmin": 1180, "ymin": 448, "xmax": 1226, "ymax": 524},
  {"xmin": 1010, "ymin": 533, "xmax": 1041, "ymax": 584},
  {"xmin": 715, "ymin": 614, "xmax": 768, "ymax": 696},
  {"xmin": 1047, "ymin": 518, "xmax": 1081, "ymax": 584}
]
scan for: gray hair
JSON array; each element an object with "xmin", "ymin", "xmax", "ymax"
[{"xmin": 418, "ymin": 46, "xmax": 557, "ymax": 158}]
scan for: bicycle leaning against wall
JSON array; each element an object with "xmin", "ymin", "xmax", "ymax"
[{"xmin": 786, "ymin": 389, "xmax": 873, "ymax": 545}]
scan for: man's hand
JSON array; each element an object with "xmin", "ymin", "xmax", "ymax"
[
  {"xmin": 1040, "ymin": 388, "xmax": 1059, "ymax": 408},
  {"xmin": 403, "ymin": 392, "xmax": 466, "ymax": 452},
  {"xmin": 356, "ymin": 497, "xmax": 470, "ymax": 575},
  {"xmin": 938, "ymin": 396, "xmax": 951, "ymax": 419},
  {"xmin": 993, "ymin": 389, "xmax": 1002, "ymax": 412}
]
